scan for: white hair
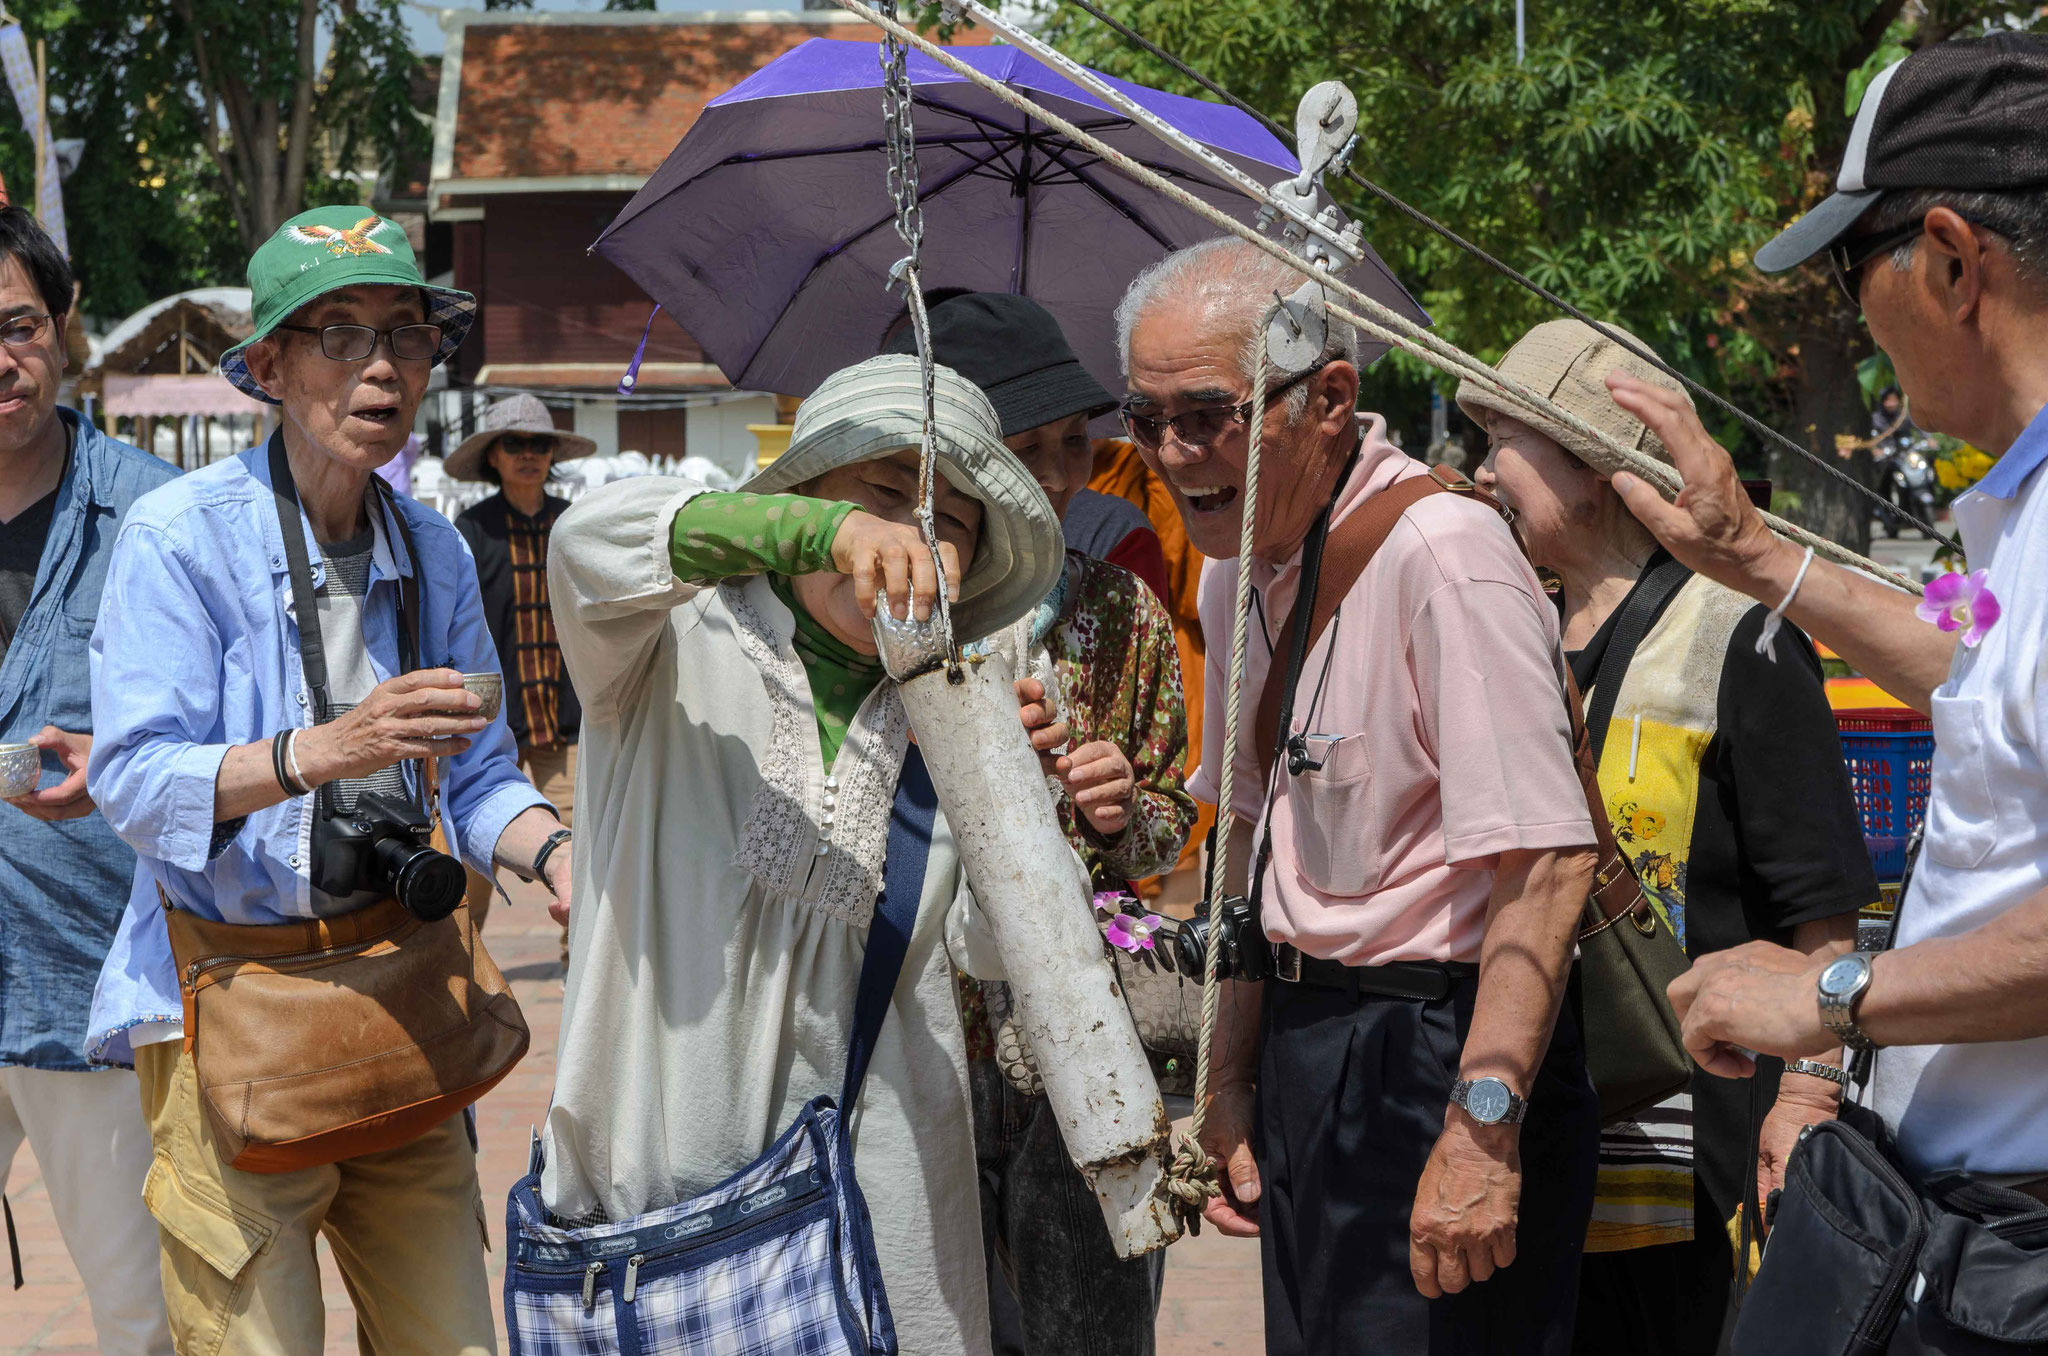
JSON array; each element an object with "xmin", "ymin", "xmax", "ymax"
[{"xmin": 1114, "ymin": 237, "xmax": 1361, "ymax": 419}]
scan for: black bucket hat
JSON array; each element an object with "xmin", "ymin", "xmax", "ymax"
[
  {"xmin": 1756, "ymin": 32, "xmax": 2048, "ymax": 273},
  {"xmin": 882, "ymin": 292, "xmax": 1117, "ymax": 438}
]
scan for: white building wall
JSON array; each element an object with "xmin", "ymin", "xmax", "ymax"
[
  {"xmin": 574, "ymin": 397, "xmax": 620, "ymax": 457},
  {"xmin": 687, "ymin": 394, "xmax": 779, "ymax": 482}
]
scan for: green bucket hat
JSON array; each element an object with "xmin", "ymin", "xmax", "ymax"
[{"xmin": 219, "ymin": 206, "xmax": 477, "ymax": 404}]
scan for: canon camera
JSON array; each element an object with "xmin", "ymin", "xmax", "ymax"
[{"xmin": 1166, "ymin": 894, "xmax": 1275, "ymax": 983}]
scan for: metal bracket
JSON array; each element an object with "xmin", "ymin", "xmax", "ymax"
[
  {"xmin": 1266, "ymin": 280, "xmax": 1330, "ymax": 374},
  {"xmin": 1258, "ymin": 81, "xmax": 1363, "ymax": 273}
]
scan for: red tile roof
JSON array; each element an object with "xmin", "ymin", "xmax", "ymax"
[{"xmin": 445, "ymin": 16, "xmax": 992, "ymax": 185}]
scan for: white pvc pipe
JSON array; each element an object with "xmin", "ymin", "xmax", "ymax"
[{"xmin": 876, "ymin": 615, "xmax": 1182, "ymax": 1258}]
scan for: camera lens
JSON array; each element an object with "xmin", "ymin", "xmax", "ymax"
[
  {"xmin": 375, "ymin": 838, "xmax": 466, "ymax": 921},
  {"xmin": 1170, "ymin": 915, "xmax": 1209, "ymax": 979}
]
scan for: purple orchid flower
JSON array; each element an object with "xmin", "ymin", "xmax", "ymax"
[
  {"xmin": 1916, "ymin": 568, "xmax": 2001, "ymax": 648},
  {"xmin": 1104, "ymin": 912, "xmax": 1166, "ymax": 953},
  {"xmin": 1093, "ymin": 891, "xmax": 1132, "ymax": 915}
]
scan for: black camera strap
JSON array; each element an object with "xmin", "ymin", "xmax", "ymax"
[
  {"xmin": 1244, "ymin": 446, "xmax": 1358, "ymax": 919},
  {"xmin": 267, "ymin": 431, "xmax": 427, "ymax": 820}
]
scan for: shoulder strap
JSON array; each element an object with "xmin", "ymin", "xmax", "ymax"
[
  {"xmin": 1254, "ymin": 472, "xmax": 1442, "ymax": 781},
  {"xmin": 1584, "ymin": 557, "xmax": 1692, "ymax": 764},
  {"xmin": 839, "ymin": 745, "xmax": 939, "ymax": 1117}
]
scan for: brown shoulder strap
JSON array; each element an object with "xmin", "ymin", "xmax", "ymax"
[{"xmin": 1253, "ymin": 472, "xmax": 1443, "ymax": 781}]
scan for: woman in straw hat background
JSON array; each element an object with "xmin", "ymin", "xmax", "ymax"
[
  {"xmin": 1462, "ymin": 320, "xmax": 1874, "ymax": 1355},
  {"xmin": 448, "ymin": 393, "xmax": 594, "ymax": 936},
  {"xmin": 536, "ymin": 355, "xmax": 1082, "ymax": 1354}
]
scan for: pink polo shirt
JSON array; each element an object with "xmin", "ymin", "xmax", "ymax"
[{"xmin": 1189, "ymin": 420, "xmax": 1594, "ymax": 966}]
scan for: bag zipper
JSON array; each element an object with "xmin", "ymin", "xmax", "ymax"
[
  {"xmin": 183, "ymin": 926, "xmax": 407, "ymax": 991},
  {"xmin": 621, "ymin": 1254, "xmax": 644, "ymax": 1304},
  {"xmin": 1810, "ymin": 1124, "xmax": 1927, "ymax": 1347},
  {"xmin": 581, "ymin": 1261, "xmax": 601, "ymax": 1310}
]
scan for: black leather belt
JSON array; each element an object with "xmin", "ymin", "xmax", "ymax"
[{"xmin": 1273, "ymin": 944, "xmax": 1477, "ymax": 1001}]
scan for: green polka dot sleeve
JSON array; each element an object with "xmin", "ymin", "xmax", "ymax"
[{"xmin": 668, "ymin": 491, "xmax": 856, "ymax": 583}]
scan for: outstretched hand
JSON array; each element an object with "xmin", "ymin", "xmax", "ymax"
[{"xmin": 1605, "ymin": 372, "xmax": 1788, "ymax": 594}]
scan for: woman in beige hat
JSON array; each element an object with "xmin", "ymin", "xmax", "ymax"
[
  {"xmin": 1461, "ymin": 321, "xmax": 1873, "ymax": 1355},
  {"xmin": 529, "ymin": 355, "xmax": 1072, "ymax": 1355},
  {"xmin": 448, "ymin": 394, "xmax": 594, "ymax": 933}
]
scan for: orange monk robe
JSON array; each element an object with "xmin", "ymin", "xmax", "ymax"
[{"xmin": 1091, "ymin": 439, "xmax": 1213, "ymax": 876}]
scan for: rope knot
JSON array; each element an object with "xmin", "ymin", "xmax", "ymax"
[{"xmin": 1163, "ymin": 1131, "xmax": 1221, "ymax": 1236}]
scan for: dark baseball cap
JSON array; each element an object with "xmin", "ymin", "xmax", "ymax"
[
  {"xmin": 882, "ymin": 292, "xmax": 1117, "ymax": 438},
  {"xmin": 1756, "ymin": 32, "xmax": 2048, "ymax": 273}
]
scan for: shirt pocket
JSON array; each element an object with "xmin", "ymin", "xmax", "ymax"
[
  {"xmin": 1925, "ymin": 693, "xmax": 1998, "ymax": 870},
  {"xmin": 1288, "ymin": 733, "xmax": 1382, "ymax": 896}
]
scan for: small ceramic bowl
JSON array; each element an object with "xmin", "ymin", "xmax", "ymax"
[
  {"xmin": 0, "ymin": 742, "xmax": 39, "ymax": 799},
  {"xmin": 462, "ymin": 672, "xmax": 504, "ymax": 723}
]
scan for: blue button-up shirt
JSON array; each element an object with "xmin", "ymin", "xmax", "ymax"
[
  {"xmin": 0, "ymin": 413, "xmax": 175, "ymax": 1070},
  {"xmin": 84, "ymin": 442, "xmax": 548, "ymax": 1066}
]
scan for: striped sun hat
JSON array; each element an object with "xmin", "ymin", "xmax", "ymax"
[{"xmin": 743, "ymin": 355, "xmax": 1065, "ymax": 643}]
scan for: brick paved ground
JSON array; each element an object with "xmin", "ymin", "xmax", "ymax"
[{"xmin": 4, "ymin": 878, "xmax": 1262, "ymax": 1354}]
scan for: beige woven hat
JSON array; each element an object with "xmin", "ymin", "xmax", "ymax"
[
  {"xmin": 445, "ymin": 393, "xmax": 598, "ymax": 481},
  {"xmin": 743, "ymin": 354, "xmax": 1064, "ymax": 643},
  {"xmin": 1455, "ymin": 319, "xmax": 1693, "ymax": 477}
]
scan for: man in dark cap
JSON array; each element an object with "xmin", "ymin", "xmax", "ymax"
[{"xmin": 1606, "ymin": 33, "xmax": 2048, "ymax": 1197}]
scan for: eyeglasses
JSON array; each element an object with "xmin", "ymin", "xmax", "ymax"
[
  {"xmin": 1119, "ymin": 361, "xmax": 1330, "ymax": 452},
  {"xmin": 496, "ymin": 433, "xmax": 555, "ymax": 457},
  {"xmin": 274, "ymin": 322, "xmax": 444, "ymax": 363},
  {"xmin": 0, "ymin": 313, "xmax": 53, "ymax": 348},
  {"xmin": 1826, "ymin": 224, "xmax": 1925, "ymax": 307}
]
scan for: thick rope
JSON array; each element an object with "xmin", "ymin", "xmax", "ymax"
[
  {"xmin": 1169, "ymin": 317, "xmax": 1274, "ymax": 1233},
  {"xmin": 1056, "ymin": 0, "xmax": 1956, "ymax": 551},
  {"xmin": 833, "ymin": 0, "xmax": 1919, "ymax": 594}
]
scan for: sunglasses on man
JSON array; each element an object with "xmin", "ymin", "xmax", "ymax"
[
  {"xmin": 1825, "ymin": 223, "xmax": 1927, "ymax": 307},
  {"xmin": 1119, "ymin": 360, "xmax": 1331, "ymax": 452}
]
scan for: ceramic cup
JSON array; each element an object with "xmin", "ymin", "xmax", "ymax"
[
  {"xmin": 462, "ymin": 672, "xmax": 504, "ymax": 723},
  {"xmin": 0, "ymin": 742, "xmax": 39, "ymax": 799}
]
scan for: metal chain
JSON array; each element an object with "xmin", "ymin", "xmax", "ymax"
[
  {"xmin": 1057, "ymin": 0, "xmax": 1955, "ymax": 552},
  {"xmin": 877, "ymin": 5, "xmax": 958, "ymax": 655}
]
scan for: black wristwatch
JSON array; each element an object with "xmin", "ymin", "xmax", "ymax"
[{"xmin": 531, "ymin": 828, "xmax": 572, "ymax": 885}]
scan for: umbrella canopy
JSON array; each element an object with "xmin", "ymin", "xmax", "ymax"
[{"xmin": 595, "ymin": 38, "xmax": 1428, "ymax": 399}]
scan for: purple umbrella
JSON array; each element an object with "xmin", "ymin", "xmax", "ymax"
[{"xmin": 595, "ymin": 38, "xmax": 1427, "ymax": 398}]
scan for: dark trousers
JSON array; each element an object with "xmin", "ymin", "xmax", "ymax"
[
  {"xmin": 1573, "ymin": 1179, "xmax": 1738, "ymax": 1356},
  {"xmin": 970, "ymin": 1057, "xmax": 1163, "ymax": 1356},
  {"xmin": 1257, "ymin": 973, "xmax": 1601, "ymax": 1356}
]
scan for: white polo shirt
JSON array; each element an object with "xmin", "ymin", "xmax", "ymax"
[{"xmin": 1873, "ymin": 402, "xmax": 2048, "ymax": 1176}]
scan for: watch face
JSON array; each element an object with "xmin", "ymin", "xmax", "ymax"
[
  {"xmin": 1820, "ymin": 955, "xmax": 1868, "ymax": 997},
  {"xmin": 1465, "ymin": 1078, "xmax": 1512, "ymax": 1124}
]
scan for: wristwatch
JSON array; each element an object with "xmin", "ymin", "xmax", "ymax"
[
  {"xmin": 1450, "ymin": 1077, "xmax": 1528, "ymax": 1126},
  {"xmin": 1783, "ymin": 1059, "xmax": 1850, "ymax": 1091},
  {"xmin": 1816, "ymin": 952, "xmax": 1878, "ymax": 1053},
  {"xmin": 531, "ymin": 828, "xmax": 573, "ymax": 886}
]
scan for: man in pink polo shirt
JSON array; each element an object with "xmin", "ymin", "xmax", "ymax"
[{"xmin": 1115, "ymin": 238, "xmax": 1602, "ymax": 1355}]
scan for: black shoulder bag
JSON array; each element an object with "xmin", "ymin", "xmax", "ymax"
[{"xmin": 1734, "ymin": 834, "xmax": 2048, "ymax": 1354}]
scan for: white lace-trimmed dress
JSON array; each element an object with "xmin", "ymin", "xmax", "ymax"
[{"xmin": 540, "ymin": 476, "xmax": 993, "ymax": 1355}]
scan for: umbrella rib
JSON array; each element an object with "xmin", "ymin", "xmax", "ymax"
[
  {"xmin": 732, "ymin": 142, "xmax": 1019, "ymax": 382},
  {"xmin": 1032, "ymin": 141, "xmax": 1178, "ymax": 250}
]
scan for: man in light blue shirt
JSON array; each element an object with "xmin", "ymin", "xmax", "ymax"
[
  {"xmin": 0, "ymin": 206, "xmax": 174, "ymax": 1356},
  {"xmin": 85, "ymin": 207, "xmax": 570, "ymax": 1354}
]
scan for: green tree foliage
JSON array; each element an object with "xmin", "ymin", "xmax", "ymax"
[
  {"xmin": 0, "ymin": 0, "xmax": 424, "ymax": 321},
  {"xmin": 1046, "ymin": 0, "xmax": 2040, "ymax": 548}
]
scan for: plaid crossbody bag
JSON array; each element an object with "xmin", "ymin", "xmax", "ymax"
[{"xmin": 503, "ymin": 749, "xmax": 939, "ymax": 1356}]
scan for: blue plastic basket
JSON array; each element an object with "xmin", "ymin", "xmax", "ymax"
[{"xmin": 1835, "ymin": 708, "xmax": 1933, "ymax": 882}]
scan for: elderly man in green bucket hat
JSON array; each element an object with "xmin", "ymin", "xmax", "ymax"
[{"xmin": 86, "ymin": 206, "xmax": 572, "ymax": 1354}]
